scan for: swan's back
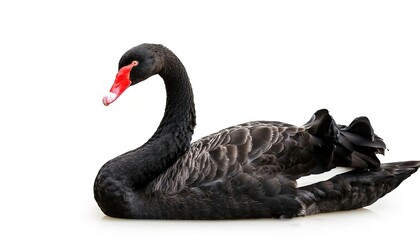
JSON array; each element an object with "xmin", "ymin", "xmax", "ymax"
[{"xmin": 146, "ymin": 109, "xmax": 385, "ymax": 195}]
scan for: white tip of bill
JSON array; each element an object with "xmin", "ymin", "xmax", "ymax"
[{"xmin": 102, "ymin": 92, "xmax": 117, "ymax": 106}]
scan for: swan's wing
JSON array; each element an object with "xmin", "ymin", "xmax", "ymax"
[
  {"xmin": 146, "ymin": 120, "xmax": 308, "ymax": 194},
  {"xmin": 146, "ymin": 109, "xmax": 385, "ymax": 195}
]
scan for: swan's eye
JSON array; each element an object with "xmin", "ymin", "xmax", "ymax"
[{"xmin": 132, "ymin": 61, "xmax": 139, "ymax": 66}]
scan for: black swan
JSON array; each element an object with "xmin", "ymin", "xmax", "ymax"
[{"xmin": 94, "ymin": 43, "xmax": 419, "ymax": 219}]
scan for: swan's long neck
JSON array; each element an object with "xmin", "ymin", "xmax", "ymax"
[
  {"xmin": 94, "ymin": 49, "xmax": 195, "ymax": 217},
  {"xmin": 142, "ymin": 50, "xmax": 196, "ymax": 175}
]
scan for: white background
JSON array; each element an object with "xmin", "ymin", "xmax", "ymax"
[{"xmin": 1, "ymin": 0, "xmax": 419, "ymax": 239}]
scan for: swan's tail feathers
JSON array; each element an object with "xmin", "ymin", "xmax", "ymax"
[
  {"xmin": 296, "ymin": 161, "xmax": 420, "ymax": 216},
  {"xmin": 304, "ymin": 109, "xmax": 386, "ymax": 173}
]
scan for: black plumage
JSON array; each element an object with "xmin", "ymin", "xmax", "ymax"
[{"xmin": 94, "ymin": 43, "xmax": 419, "ymax": 219}]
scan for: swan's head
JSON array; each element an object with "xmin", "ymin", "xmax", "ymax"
[{"xmin": 102, "ymin": 44, "xmax": 164, "ymax": 106}]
